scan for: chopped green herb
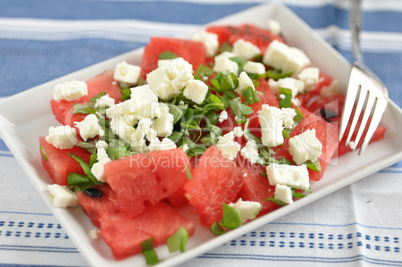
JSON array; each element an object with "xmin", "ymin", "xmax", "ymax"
[
  {"xmin": 218, "ymin": 41, "xmax": 232, "ymax": 53},
  {"xmin": 67, "ymin": 172, "xmax": 90, "ymax": 185},
  {"xmin": 243, "ymin": 119, "xmax": 262, "ymax": 145},
  {"xmin": 76, "ymin": 141, "xmax": 96, "ymax": 154},
  {"xmin": 90, "ymin": 91, "xmax": 106, "ymax": 103},
  {"xmin": 120, "ymin": 88, "xmax": 131, "ymax": 101},
  {"xmin": 210, "ymin": 222, "xmax": 227, "ymax": 236},
  {"xmin": 194, "ymin": 64, "xmax": 214, "ymax": 80},
  {"xmin": 219, "ymin": 203, "xmax": 241, "ymax": 229},
  {"xmin": 39, "ymin": 145, "xmax": 48, "ymax": 161},
  {"xmin": 305, "ymin": 159, "xmax": 321, "ymax": 172},
  {"xmin": 185, "ymin": 165, "xmax": 192, "ymax": 180},
  {"xmin": 68, "ymin": 152, "xmax": 102, "ymax": 185},
  {"xmin": 168, "ymin": 103, "xmax": 188, "ymax": 124},
  {"xmin": 166, "ymin": 227, "xmax": 189, "ymax": 253},
  {"xmin": 278, "ymin": 87, "xmax": 293, "ymax": 108},
  {"xmin": 265, "ymin": 197, "xmax": 287, "ymax": 206},
  {"xmin": 158, "ymin": 51, "xmax": 178, "ymax": 60},
  {"xmin": 242, "ymin": 87, "xmax": 260, "ymax": 105},
  {"xmin": 282, "ymin": 129, "xmax": 290, "ymax": 139},
  {"xmin": 260, "ymin": 171, "xmax": 267, "ymax": 178},
  {"xmin": 73, "ymin": 103, "xmax": 95, "ymax": 115},
  {"xmin": 168, "ymin": 131, "xmax": 184, "ymax": 143},
  {"xmin": 265, "ymin": 69, "xmax": 293, "ymax": 80},
  {"xmin": 229, "ymin": 56, "xmax": 247, "ymax": 73},
  {"xmin": 141, "ymin": 238, "xmax": 161, "ymax": 265}
]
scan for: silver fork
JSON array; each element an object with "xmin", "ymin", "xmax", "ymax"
[{"xmin": 338, "ymin": 0, "xmax": 388, "ymax": 155}]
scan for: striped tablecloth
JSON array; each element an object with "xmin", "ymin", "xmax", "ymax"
[{"xmin": 0, "ymin": 0, "xmax": 401, "ymax": 266}]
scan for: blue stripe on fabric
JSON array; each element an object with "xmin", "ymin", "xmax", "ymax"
[
  {"xmin": 269, "ymin": 222, "xmax": 402, "ymax": 231},
  {"xmin": 0, "ymin": 0, "xmax": 256, "ymax": 25},
  {"xmin": 0, "ymin": 139, "xmax": 10, "ymax": 152},
  {"xmin": 198, "ymin": 253, "xmax": 402, "ymax": 266},
  {"xmin": 0, "ymin": 211, "xmax": 53, "ymax": 216},
  {"xmin": 0, "ymin": 245, "xmax": 78, "ymax": 254},
  {"xmin": 0, "ymin": 39, "xmax": 146, "ymax": 98},
  {"xmin": 287, "ymin": 5, "xmax": 402, "ymax": 33}
]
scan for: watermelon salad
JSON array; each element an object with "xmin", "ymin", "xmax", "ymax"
[{"xmin": 39, "ymin": 21, "xmax": 386, "ymax": 263}]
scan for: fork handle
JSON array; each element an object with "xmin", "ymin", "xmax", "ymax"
[{"xmin": 350, "ymin": 0, "xmax": 363, "ymax": 63}]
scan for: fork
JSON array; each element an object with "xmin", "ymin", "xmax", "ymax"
[{"xmin": 338, "ymin": 0, "xmax": 388, "ymax": 155}]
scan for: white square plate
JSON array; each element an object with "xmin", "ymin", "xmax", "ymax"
[{"xmin": 0, "ymin": 2, "xmax": 401, "ymax": 267}]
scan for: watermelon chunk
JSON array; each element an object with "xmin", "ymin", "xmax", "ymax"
[
  {"xmin": 184, "ymin": 146, "xmax": 244, "ymax": 226},
  {"xmin": 39, "ymin": 136, "xmax": 91, "ymax": 186},
  {"xmin": 235, "ymin": 161, "xmax": 280, "ymax": 217},
  {"xmin": 50, "ymin": 69, "xmax": 122, "ymax": 126},
  {"xmin": 99, "ymin": 201, "xmax": 195, "ymax": 260},
  {"xmin": 76, "ymin": 184, "xmax": 119, "ymax": 227},
  {"xmin": 140, "ymin": 37, "xmax": 207, "ymax": 78},
  {"xmin": 104, "ymin": 148, "xmax": 190, "ymax": 217},
  {"xmin": 273, "ymin": 106, "xmax": 339, "ymax": 181}
]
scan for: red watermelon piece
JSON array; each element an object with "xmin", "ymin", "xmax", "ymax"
[
  {"xmin": 140, "ymin": 37, "xmax": 207, "ymax": 77},
  {"xmin": 184, "ymin": 146, "xmax": 244, "ymax": 226},
  {"xmin": 76, "ymin": 184, "xmax": 119, "ymax": 227},
  {"xmin": 99, "ymin": 201, "xmax": 195, "ymax": 260},
  {"xmin": 51, "ymin": 69, "xmax": 122, "ymax": 126},
  {"xmin": 235, "ymin": 161, "xmax": 280, "ymax": 216},
  {"xmin": 39, "ymin": 136, "xmax": 91, "ymax": 186},
  {"xmin": 104, "ymin": 148, "xmax": 190, "ymax": 217}
]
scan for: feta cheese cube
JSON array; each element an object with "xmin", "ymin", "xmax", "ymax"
[
  {"xmin": 129, "ymin": 118, "xmax": 155, "ymax": 153},
  {"xmin": 45, "ymin": 125, "xmax": 78, "ymax": 149},
  {"xmin": 213, "ymin": 54, "xmax": 239, "ymax": 76},
  {"xmin": 263, "ymin": 40, "xmax": 311, "ymax": 74},
  {"xmin": 183, "ymin": 79, "xmax": 209, "ymax": 105},
  {"xmin": 158, "ymin": 57, "xmax": 193, "ymax": 80},
  {"xmin": 148, "ymin": 137, "xmax": 177, "ymax": 152},
  {"xmin": 243, "ymin": 61, "xmax": 266, "ymax": 75},
  {"xmin": 320, "ymin": 79, "xmax": 343, "ymax": 97},
  {"xmin": 109, "ymin": 115, "xmax": 136, "ymax": 143},
  {"xmin": 152, "ymin": 103, "xmax": 174, "ymax": 137},
  {"xmin": 258, "ymin": 105, "xmax": 284, "ymax": 147},
  {"xmin": 53, "ymin": 80, "xmax": 88, "ymax": 102},
  {"xmin": 235, "ymin": 71, "xmax": 255, "ymax": 95},
  {"xmin": 75, "ymin": 114, "xmax": 104, "ymax": 141},
  {"xmin": 218, "ymin": 110, "xmax": 228, "ymax": 123},
  {"xmin": 47, "ymin": 184, "xmax": 78, "ymax": 208},
  {"xmin": 228, "ymin": 198, "xmax": 261, "ymax": 224},
  {"xmin": 266, "ymin": 19, "xmax": 282, "ymax": 35},
  {"xmin": 274, "ymin": 184, "xmax": 293, "ymax": 204},
  {"xmin": 192, "ymin": 30, "xmax": 219, "ymax": 57},
  {"xmin": 233, "ymin": 126, "xmax": 244, "ymax": 138},
  {"xmin": 265, "ymin": 163, "xmax": 310, "ymax": 190},
  {"xmin": 232, "ymin": 39, "xmax": 261, "ymax": 61},
  {"xmin": 94, "ymin": 94, "xmax": 115, "ymax": 109},
  {"xmin": 268, "ymin": 77, "xmax": 305, "ymax": 97},
  {"xmin": 240, "ymin": 139, "xmax": 260, "ymax": 164},
  {"xmin": 90, "ymin": 140, "xmax": 111, "ymax": 182},
  {"xmin": 146, "ymin": 67, "xmax": 179, "ymax": 101},
  {"xmin": 288, "ymin": 129, "xmax": 322, "ymax": 165},
  {"xmin": 297, "ymin": 67, "xmax": 319, "ymax": 92},
  {"xmin": 281, "ymin": 108, "xmax": 297, "ymax": 129},
  {"xmin": 113, "ymin": 61, "xmax": 141, "ymax": 85},
  {"xmin": 216, "ymin": 131, "xmax": 241, "ymax": 160}
]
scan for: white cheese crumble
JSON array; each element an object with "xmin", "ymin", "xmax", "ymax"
[
  {"xmin": 228, "ymin": 198, "xmax": 261, "ymax": 224},
  {"xmin": 147, "ymin": 57, "xmax": 194, "ymax": 101},
  {"xmin": 281, "ymin": 108, "xmax": 297, "ymax": 129},
  {"xmin": 113, "ymin": 61, "xmax": 141, "ymax": 85},
  {"xmin": 183, "ymin": 79, "xmax": 209, "ymax": 105},
  {"xmin": 263, "ymin": 40, "xmax": 311, "ymax": 74},
  {"xmin": 266, "ymin": 19, "xmax": 282, "ymax": 35},
  {"xmin": 258, "ymin": 105, "xmax": 284, "ymax": 147},
  {"xmin": 89, "ymin": 228, "xmax": 100, "ymax": 240},
  {"xmin": 218, "ymin": 110, "xmax": 228, "ymax": 123},
  {"xmin": 47, "ymin": 184, "xmax": 78, "ymax": 208},
  {"xmin": 94, "ymin": 94, "xmax": 115, "ymax": 109},
  {"xmin": 152, "ymin": 103, "xmax": 174, "ymax": 137},
  {"xmin": 243, "ymin": 61, "xmax": 266, "ymax": 75},
  {"xmin": 53, "ymin": 80, "xmax": 88, "ymax": 102},
  {"xmin": 213, "ymin": 53, "xmax": 239, "ymax": 76},
  {"xmin": 235, "ymin": 71, "xmax": 255, "ymax": 95},
  {"xmin": 233, "ymin": 126, "xmax": 244, "ymax": 138},
  {"xmin": 240, "ymin": 139, "xmax": 260, "ymax": 164},
  {"xmin": 274, "ymin": 184, "xmax": 293, "ymax": 204},
  {"xmin": 148, "ymin": 137, "xmax": 177, "ymax": 152},
  {"xmin": 265, "ymin": 163, "xmax": 310, "ymax": 191},
  {"xmin": 232, "ymin": 38, "xmax": 261, "ymax": 61},
  {"xmin": 297, "ymin": 67, "xmax": 319, "ymax": 92},
  {"xmin": 91, "ymin": 140, "xmax": 111, "ymax": 182},
  {"xmin": 268, "ymin": 77, "xmax": 305, "ymax": 97},
  {"xmin": 45, "ymin": 125, "xmax": 78, "ymax": 149},
  {"xmin": 288, "ymin": 129, "xmax": 322, "ymax": 165},
  {"xmin": 320, "ymin": 79, "xmax": 343, "ymax": 97},
  {"xmin": 75, "ymin": 114, "xmax": 104, "ymax": 141},
  {"xmin": 216, "ymin": 131, "xmax": 241, "ymax": 160},
  {"xmin": 191, "ymin": 30, "xmax": 219, "ymax": 57}
]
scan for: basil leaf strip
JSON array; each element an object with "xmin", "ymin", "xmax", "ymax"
[
  {"xmin": 141, "ymin": 238, "xmax": 161, "ymax": 265},
  {"xmin": 166, "ymin": 227, "xmax": 189, "ymax": 253},
  {"xmin": 278, "ymin": 87, "xmax": 293, "ymax": 108},
  {"xmin": 220, "ymin": 203, "xmax": 241, "ymax": 229},
  {"xmin": 159, "ymin": 51, "xmax": 178, "ymax": 60}
]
